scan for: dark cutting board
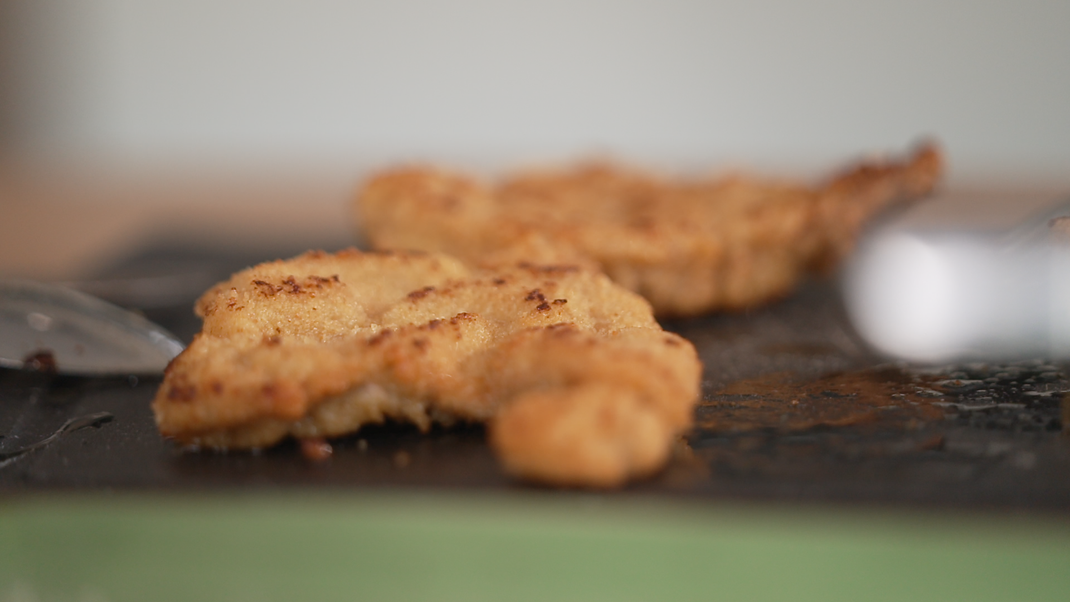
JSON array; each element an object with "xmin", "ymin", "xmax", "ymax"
[{"xmin": 2, "ymin": 243, "xmax": 1068, "ymax": 510}]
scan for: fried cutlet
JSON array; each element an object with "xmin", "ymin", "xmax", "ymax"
[
  {"xmin": 153, "ymin": 249, "xmax": 701, "ymax": 487},
  {"xmin": 356, "ymin": 143, "xmax": 943, "ymax": 316}
]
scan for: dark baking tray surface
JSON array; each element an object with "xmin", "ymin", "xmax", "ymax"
[{"xmin": 3, "ymin": 244, "xmax": 1068, "ymax": 510}]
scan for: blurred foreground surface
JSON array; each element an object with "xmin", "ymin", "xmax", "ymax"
[{"xmin": 3, "ymin": 492, "xmax": 1070, "ymax": 602}]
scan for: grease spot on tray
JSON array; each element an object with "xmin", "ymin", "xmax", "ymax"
[{"xmin": 698, "ymin": 367, "xmax": 945, "ymax": 432}]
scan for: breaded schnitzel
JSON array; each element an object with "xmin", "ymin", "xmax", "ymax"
[
  {"xmin": 153, "ymin": 249, "xmax": 701, "ymax": 487},
  {"xmin": 357, "ymin": 143, "xmax": 942, "ymax": 316}
]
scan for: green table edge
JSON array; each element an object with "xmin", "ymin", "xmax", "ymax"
[{"xmin": 2, "ymin": 491, "xmax": 1069, "ymax": 602}]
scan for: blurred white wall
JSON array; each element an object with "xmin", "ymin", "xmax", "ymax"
[{"xmin": 2, "ymin": 0, "xmax": 1068, "ymax": 179}]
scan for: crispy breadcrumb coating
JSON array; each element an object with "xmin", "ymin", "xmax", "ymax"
[
  {"xmin": 153, "ymin": 249, "xmax": 701, "ymax": 487},
  {"xmin": 356, "ymin": 143, "xmax": 942, "ymax": 316}
]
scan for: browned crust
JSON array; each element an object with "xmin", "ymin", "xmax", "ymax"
[
  {"xmin": 153, "ymin": 249, "xmax": 701, "ymax": 487},
  {"xmin": 356, "ymin": 142, "xmax": 943, "ymax": 316}
]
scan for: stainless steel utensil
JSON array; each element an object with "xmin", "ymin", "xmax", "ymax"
[
  {"xmin": 843, "ymin": 192, "xmax": 1070, "ymax": 363},
  {"xmin": 0, "ymin": 280, "xmax": 184, "ymax": 375}
]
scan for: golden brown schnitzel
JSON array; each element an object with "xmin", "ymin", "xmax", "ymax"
[
  {"xmin": 153, "ymin": 249, "xmax": 701, "ymax": 487},
  {"xmin": 357, "ymin": 143, "xmax": 942, "ymax": 316}
]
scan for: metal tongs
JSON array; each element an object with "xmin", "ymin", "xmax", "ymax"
[{"xmin": 844, "ymin": 193, "xmax": 1070, "ymax": 363}]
